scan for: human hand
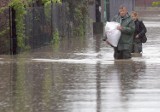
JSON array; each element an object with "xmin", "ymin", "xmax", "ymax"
[
  {"xmin": 136, "ymin": 35, "xmax": 139, "ymax": 38},
  {"xmin": 117, "ymin": 26, "xmax": 123, "ymax": 30},
  {"xmin": 106, "ymin": 40, "xmax": 114, "ymax": 47}
]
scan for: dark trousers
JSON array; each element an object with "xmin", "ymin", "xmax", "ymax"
[
  {"xmin": 114, "ymin": 47, "xmax": 131, "ymax": 59},
  {"xmin": 132, "ymin": 42, "xmax": 142, "ymax": 53}
]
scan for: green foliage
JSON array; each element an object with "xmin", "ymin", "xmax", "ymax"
[
  {"xmin": 51, "ymin": 29, "xmax": 60, "ymax": 51},
  {"xmin": 73, "ymin": 3, "xmax": 88, "ymax": 37},
  {"xmin": 73, "ymin": 7, "xmax": 84, "ymax": 36},
  {"xmin": 42, "ymin": 0, "xmax": 62, "ymax": 4},
  {"xmin": 51, "ymin": 29, "xmax": 60, "ymax": 44},
  {"xmin": 10, "ymin": 0, "xmax": 27, "ymax": 49},
  {"xmin": 0, "ymin": 7, "xmax": 7, "ymax": 14},
  {"xmin": 43, "ymin": 0, "xmax": 62, "ymax": 22},
  {"xmin": 7, "ymin": 0, "xmax": 62, "ymax": 50},
  {"xmin": 152, "ymin": 1, "xmax": 160, "ymax": 6},
  {"xmin": 54, "ymin": 29, "xmax": 60, "ymax": 43},
  {"xmin": 0, "ymin": 28, "xmax": 9, "ymax": 37},
  {"xmin": 0, "ymin": 0, "xmax": 88, "ymax": 52}
]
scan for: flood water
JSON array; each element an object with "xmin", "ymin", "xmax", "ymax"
[{"xmin": 0, "ymin": 20, "xmax": 160, "ymax": 112}]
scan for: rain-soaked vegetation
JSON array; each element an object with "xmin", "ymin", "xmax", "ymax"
[{"xmin": 0, "ymin": 0, "xmax": 89, "ymax": 54}]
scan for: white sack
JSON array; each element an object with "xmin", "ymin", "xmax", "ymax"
[{"xmin": 104, "ymin": 21, "xmax": 121, "ymax": 47}]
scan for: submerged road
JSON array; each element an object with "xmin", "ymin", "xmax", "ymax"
[{"xmin": 0, "ymin": 19, "xmax": 160, "ymax": 112}]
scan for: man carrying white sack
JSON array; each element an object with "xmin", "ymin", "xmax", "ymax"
[{"xmin": 104, "ymin": 6, "xmax": 135, "ymax": 59}]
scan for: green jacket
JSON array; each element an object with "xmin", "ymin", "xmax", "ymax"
[{"xmin": 112, "ymin": 13, "xmax": 135, "ymax": 51}]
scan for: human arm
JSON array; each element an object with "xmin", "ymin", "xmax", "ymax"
[
  {"xmin": 118, "ymin": 20, "xmax": 135, "ymax": 35},
  {"xmin": 138, "ymin": 21, "xmax": 147, "ymax": 37}
]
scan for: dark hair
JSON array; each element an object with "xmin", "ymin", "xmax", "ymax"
[
  {"xmin": 119, "ymin": 5, "xmax": 128, "ymax": 10},
  {"xmin": 131, "ymin": 11, "xmax": 138, "ymax": 18}
]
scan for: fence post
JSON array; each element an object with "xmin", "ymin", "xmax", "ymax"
[
  {"xmin": 51, "ymin": 0, "xmax": 53, "ymax": 39},
  {"xmin": 93, "ymin": 0, "xmax": 104, "ymax": 34},
  {"xmin": 10, "ymin": 7, "xmax": 17, "ymax": 55},
  {"xmin": 95, "ymin": 0, "xmax": 101, "ymax": 22}
]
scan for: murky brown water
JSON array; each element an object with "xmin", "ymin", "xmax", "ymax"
[{"xmin": 0, "ymin": 20, "xmax": 160, "ymax": 112}]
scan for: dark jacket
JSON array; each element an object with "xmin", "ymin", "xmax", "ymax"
[
  {"xmin": 112, "ymin": 13, "xmax": 135, "ymax": 51},
  {"xmin": 134, "ymin": 20, "xmax": 147, "ymax": 43}
]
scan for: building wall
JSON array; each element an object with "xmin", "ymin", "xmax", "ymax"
[
  {"xmin": 135, "ymin": 0, "xmax": 158, "ymax": 7},
  {"xmin": 88, "ymin": 0, "xmax": 135, "ymax": 22},
  {"xmin": 109, "ymin": 0, "xmax": 135, "ymax": 20}
]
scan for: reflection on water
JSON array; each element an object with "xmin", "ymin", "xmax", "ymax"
[
  {"xmin": 0, "ymin": 21, "xmax": 160, "ymax": 112},
  {"xmin": 2, "ymin": 57, "xmax": 160, "ymax": 112}
]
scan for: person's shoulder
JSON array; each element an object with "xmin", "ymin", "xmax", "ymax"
[
  {"xmin": 127, "ymin": 15, "xmax": 133, "ymax": 22},
  {"xmin": 138, "ymin": 19, "xmax": 146, "ymax": 28},
  {"xmin": 137, "ymin": 18, "xmax": 144, "ymax": 23},
  {"xmin": 126, "ymin": 14, "xmax": 132, "ymax": 20},
  {"xmin": 128, "ymin": 15, "xmax": 132, "ymax": 20},
  {"xmin": 112, "ymin": 14, "xmax": 119, "ymax": 20}
]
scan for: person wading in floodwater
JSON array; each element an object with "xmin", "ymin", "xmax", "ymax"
[
  {"xmin": 131, "ymin": 11, "xmax": 147, "ymax": 53},
  {"xmin": 104, "ymin": 6, "xmax": 135, "ymax": 59}
]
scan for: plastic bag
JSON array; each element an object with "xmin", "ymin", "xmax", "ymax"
[{"xmin": 104, "ymin": 21, "xmax": 121, "ymax": 47}]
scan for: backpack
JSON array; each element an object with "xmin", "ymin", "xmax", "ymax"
[
  {"xmin": 139, "ymin": 21, "xmax": 147, "ymax": 43},
  {"xmin": 141, "ymin": 34, "xmax": 147, "ymax": 43}
]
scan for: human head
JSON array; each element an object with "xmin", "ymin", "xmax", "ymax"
[
  {"xmin": 131, "ymin": 11, "xmax": 138, "ymax": 21},
  {"xmin": 119, "ymin": 6, "xmax": 128, "ymax": 17}
]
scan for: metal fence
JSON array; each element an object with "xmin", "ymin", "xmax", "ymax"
[
  {"xmin": 24, "ymin": 3, "xmax": 71, "ymax": 50},
  {"xmin": 109, "ymin": 0, "xmax": 135, "ymax": 20},
  {"xmin": 0, "ymin": 3, "xmax": 89, "ymax": 54},
  {"xmin": 0, "ymin": 3, "xmax": 72, "ymax": 54},
  {"xmin": 0, "ymin": 8, "xmax": 11, "ymax": 54}
]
